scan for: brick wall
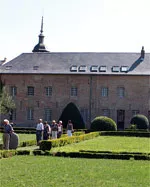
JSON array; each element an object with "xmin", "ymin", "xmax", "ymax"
[{"xmin": 1, "ymin": 74, "xmax": 150, "ymax": 129}]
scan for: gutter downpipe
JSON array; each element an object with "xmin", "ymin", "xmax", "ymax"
[{"xmin": 89, "ymin": 75, "xmax": 92, "ymax": 128}]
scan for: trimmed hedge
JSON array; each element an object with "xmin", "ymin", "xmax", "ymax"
[
  {"xmin": 91, "ymin": 116, "xmax": 117, "ymax": 131},
  {"xmin": 39, "ymin": 132, "xmax": 99, "ymax": 151},
  {"xmin": 130, "ymin": 114, "xmax": 149, "ymax": 129},
  {"xmin": 100, "ymin": 131, "xmax": 150, "ymax": 137}
]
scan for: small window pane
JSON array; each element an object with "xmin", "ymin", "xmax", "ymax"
[
  {"xmin": 101, "ymin": 87, "xmax": 108, "ymax": 97},
  {"xmin": 80, "ymin": 108, "xmax": 89, "ymax": 123},
  {"xmin": 71, "ymin": 87, "xmax": 77, "ymax": 96},
  {"xmin": 27, "ymin": 108, "xmax": 34, "ymax": 120},
  {"xmin": 117, "ymin": 87, "xmax": 125, "ymax": 98},
  {"xmin": 10, "ymin": 86, "xmax": 17, "ymax": 96},
  {"xmin": 28, "ymin": 86, "xmax": 34, "ymax": 96},
  {"xmin": 45, "ymin": 86, "xmax": 52, "ymax": 96},
  {"xmin": 44, "ymin": 108, "xmax": 52, "ymax": 122},
  {"xmin": 132, "ymin": 110, "xmax": 140, "ymax": 116},
  {"xmin": 102, "ymin": 109, "xmax": 110, "ymax": 117},
  {"xmin": 99, "ymin": 66, "xmax": 107, "ymax": 72},
  {"xmin": 112, "ymin": 66, "xmax": 119, "ymax": 72}
]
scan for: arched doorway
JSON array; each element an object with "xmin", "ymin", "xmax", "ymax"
[{"xmin": 59, "ymin": 102, "xmax": 85, "ymax": 129}]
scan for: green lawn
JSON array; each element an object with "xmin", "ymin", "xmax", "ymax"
[
  {"xmin": 51, "ymin": 136, "xmax": 150, "ymax": 153},
  {"xmin": 0, "ymin": 133, "xmax": 35, "ymax": 144},
  {"xmin": 0, "ymin": 156, "xmax": 150, "ymax": 187}
]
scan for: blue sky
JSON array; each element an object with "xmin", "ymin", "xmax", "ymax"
[{"xmin": 1, "ymin": 0, "xmax": 150, "ymax": 61}]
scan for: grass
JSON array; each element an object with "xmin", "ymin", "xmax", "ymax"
[
  {"xmin": 0, "ymin": 133, "xmax": 35, "ymax": 144},
  {"xmin": 0, "ymin": 155, "xmax": 150, "ymax": 187},
  {"xmin": 51, "ymin": 136, "xmax": 150, "ymax": 153}
]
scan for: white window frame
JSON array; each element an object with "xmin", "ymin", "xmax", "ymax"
[
  {"xmin": 45, "ymin": 86, "xmax": 52, "ymax": 96},
  {"xmin": 132, "ymin": 110, "xmax": 140, "ymax": 116},
  {"xmin": 102, "ymin": 109, "xmax": 110, "ymax": 117},
  {"xmin": 27, "ymin": 108, "xmax": 34, "ymax": 120},
  {"xmin": 101, "ymin": 87, "xmax": 108, "ymax": 97},
  {"xmin": 44, "ymin": 108, "xmax": 52, "ymax": 122},
  {"xmin": 117, "ymin": 87, "xmax": 125, "ymax": 98},
  {"xmin": 71, "ymin": 87, "xmax": 78, "ymax": 96},
  {"xmin": 11, "ymin": 86, "xmax": 17, "ymax": 96}
]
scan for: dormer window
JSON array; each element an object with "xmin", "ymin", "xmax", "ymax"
[
  {"xmin": 5, "ymin": 66, "xmax": 12, "ymax": 70},
  {"xmin": 90, "ymin": 65, "xmax": 98, "ymax": 72},
  {"xmin": 99, "ymin": 66, "xmax": 107, "ymax": 72},
  {"xmin": 78, "ymin": 65, "xmax": 87, "ymax": 72},
  {"xmin": 70, "ymin": 65, "xmax": 77, "ymax": 72},
  {"xmin": 33, "ymin": 66, "xmax": 39, "ymax": 70},
  {"xmin": 120, "ymin": 66, "xmax": 128, "ymax": 72},
  {"xmin": 112, "ymin": 66, "xmax": 119, "ymax": 72}
]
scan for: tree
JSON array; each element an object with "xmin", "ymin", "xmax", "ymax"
[
  {"xmin": 0, "ymin": 85, "xmax": 16, "ymax": 115},
  {"xmin": 59, "ymin": 102, "xmax": 85, "ymax": 129},
  {"xmin": 90, "ymin": 116, "xmax": 117, "ymax": 131}
]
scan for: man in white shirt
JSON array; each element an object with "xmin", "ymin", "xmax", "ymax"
[{"xmin": 36, "ymin": 119, "xmax": 44, "ymax": 145}]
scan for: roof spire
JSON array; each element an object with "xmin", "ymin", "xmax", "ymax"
[
  {"xmin": 40, "ymin": 16, "xmax": 43, "ymax": 34},
  {"xmin": 32, "ymin": 16, "xmax": 49, "ymax": 53}
]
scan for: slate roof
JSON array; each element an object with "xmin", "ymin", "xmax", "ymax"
[{"xmin": 0, "ymin": 52, "xmax": 150, "ymax": 75}]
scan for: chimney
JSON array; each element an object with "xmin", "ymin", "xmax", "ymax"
[
  {"xmin": 141, "ymin": 46, "xmax": 145, "ymax": 60},
  {"xmin": 0, "ymin": 57, "xmax": 7, "ymax": 65}
]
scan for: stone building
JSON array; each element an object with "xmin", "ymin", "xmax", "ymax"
[{"xmin": 0, "ymin": 18, "xmax": 150, "ymax": 129}]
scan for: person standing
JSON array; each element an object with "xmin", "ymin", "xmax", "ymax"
[
  {"xmin": 43, "ymin": 121, "xmax": 51, "ymax": 140},
  {"xmin": 3, "ymin": 119, "xmax": 14, "ymax": 150},
  {"xmin": 51, "ymin": 120, "xmax": 58, "ymax": 139},
  {"xmin": 67, "ymin": 120, "xmax": 74, "ymax": 136},
  {"xmin": 57, "ymin": 120, "xmax": 63, "ymax": 138},
  {"xmin": 36, "ymin": 119, "xmax": 44, "ymax": 145}
]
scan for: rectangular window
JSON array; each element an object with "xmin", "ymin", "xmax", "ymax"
[
  {"xmin": 44, "ymin": 108, "xmax": 52, "ymax": 122},
  {"xmin": 28, "ymin": 86, "xmax": 34, "ymax": 96},
  {"xmin": 71, "ymin": 87, "xmax": 78, "ymax": 96},
  {"xmin": 117, "ymin": 87, "xmax": 125, "ymax": 98},
  {"xmin": 27, "ymin": 108, "xmax": 34, "ymax": 120},
  {"xmin": 101, "ymin": 87, "xmax": 108, "ymax": 97},
  {"xmin": 102, "ymin": 109, "xmax": 110, "ymax": 117},
  {"xmin": 80, "ymin": 108, "xmax": 89, "ymax": 123},
  {"xmin": 132, "ymin": 110, "xmax": 140, "ymax": 116},
  {"xmin": 9, "ymin": 109, "xmax": 16, "ymax": 121},
  {"xmin": 45, "ymin": 86, "xmax": 52, "ymax": 96},
  {"xmin": 10, "ymin": 86, "xmax": 17, "ymax": 96}
]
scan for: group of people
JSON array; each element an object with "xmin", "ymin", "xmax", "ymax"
[{"xmin": 36, "ymin": 119, "xmax": 74, "ymax": 145}]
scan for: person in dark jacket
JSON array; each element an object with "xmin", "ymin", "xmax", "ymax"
[
  {"xmin": 43, "ymin": 121, "xmax": 51, "ymax": 140},
  {"xmin": 66, "ymin": 120, "xmax": 74, "ymax": 136},
  {"xmin": 3, "ymin": 119, "xmax": 14, "ymax": 150}
]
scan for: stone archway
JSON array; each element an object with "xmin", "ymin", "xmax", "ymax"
[{"xmin": 59, "ymin": 102, "xmax": 85, "ymax": 129}]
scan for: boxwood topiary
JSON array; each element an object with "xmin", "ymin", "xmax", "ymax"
[
  {"xmin": 130, "ymin": 114, "xmax": 149, "ymax": 130},
  {"xmin": 90, "ymin": 116, "xmax": 117, "ymax": 131}
]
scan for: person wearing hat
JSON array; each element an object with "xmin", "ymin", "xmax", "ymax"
[
  {"xmin": 51, "ymin": 120, "xmax": 58, "ymax": 139},
  {"xmin": 3, "ymin": 119, "xmax": 14, "ymax": 150}
]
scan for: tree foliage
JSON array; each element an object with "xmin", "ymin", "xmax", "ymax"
[
  {"xmin": 0, "ymin": 86, "xmax": 16, "ymax": 115},
  {"xmin": 59, "ymin": 102, "xmax": 85, "ymax": 129}
]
